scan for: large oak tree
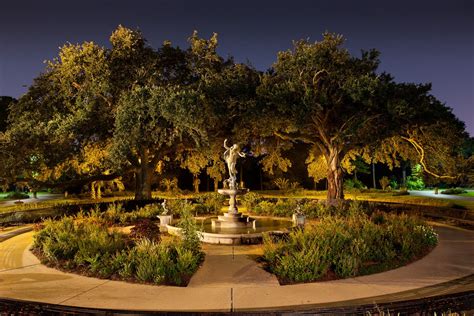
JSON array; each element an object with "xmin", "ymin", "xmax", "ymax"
[{"xmin": 257, "ymin": 33, "xmax": 467, "ymax": 202}]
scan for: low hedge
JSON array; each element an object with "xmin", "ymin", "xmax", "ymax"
[{"xmin": 441, "ymin": 188, "xmax": 467, "ymax": 195}]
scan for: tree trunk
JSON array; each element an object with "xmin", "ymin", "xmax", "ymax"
[
  {"xmin": 135, "ymin": 148, "xmax": 152, "ymax": 200},
  {"xmin": 213, "ymin": 179, "xmax": 219, "ymax": 191},
  {"xmin": 326, "ymin": 148, "xmax": 344, "ymax": 203},
  {"xmin": 240, "ymin": 164, "xmax": 244, "ymax": 188},
  {"xmin": 372, "ymin": 162, "xmax": 376, "ymax": 189}
]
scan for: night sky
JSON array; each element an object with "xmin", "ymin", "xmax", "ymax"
[{"xmin": 1, "ymin": 0, "xmax": 472, "ymax": 135}]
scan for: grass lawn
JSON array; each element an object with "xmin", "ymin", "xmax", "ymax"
[
  {"xmin": 2, "ymin": 189, "xmax": 472, "ymax": 216},
  {"xmin": 459, "ymin": 191, "xmax": 474, "ymax": 198}
]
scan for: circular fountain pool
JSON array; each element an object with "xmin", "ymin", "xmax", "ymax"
[{"xmin": 166, "ymin": 217, "xmax": 293, "ymax": 245}]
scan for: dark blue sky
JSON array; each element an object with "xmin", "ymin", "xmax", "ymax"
[{"xmin": 1, "ymin": 0, "xmax": 472, "ymax": 135}]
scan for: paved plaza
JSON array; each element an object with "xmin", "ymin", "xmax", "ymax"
[{"xmin": 0, "ymin": 223, "xmax": 472, "ymax": 312}]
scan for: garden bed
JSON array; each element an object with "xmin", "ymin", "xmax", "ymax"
[
  {"xmin": 31, "ymin": 204, "xmax": 203, "ymax": 286},
  {"xmin": 259, "ymin": 202, "xmax": 438, "ymax": 284}
]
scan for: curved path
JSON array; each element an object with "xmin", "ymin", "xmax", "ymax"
[
  {"xmin": 409, "ymin": 190, "xmax": 474, "ymax": 201},
  {"xmin": 0, "ymin": 224, "xmax": 473, "ymax": 312}
]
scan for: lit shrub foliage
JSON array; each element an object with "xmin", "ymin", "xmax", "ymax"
[
  {"xmin": 32, "ymin": 213, "xmax": 203, "ymax": 286},
  {"xmin": 194, "ymin": 192, "xmax": 226, "ymax": 215},
  {"xmin": 440, "ymin": 188, "xmax": 467, "ymax": 195},
  {"xmin": 262, "ymin": 204, "xmax": 438, "ymax": 284},
  {"xmin": 249, "ymin": 198, "xmax": 366, "ymax": 219},
  {"xmin": 72, "ymin": 203, "xmax": 163, "ymax": 226}
]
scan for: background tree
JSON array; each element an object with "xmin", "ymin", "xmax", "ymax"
[
  {"xmin": 258, "ymin": 33, "xmax": 385, "ymax": 202},
  {"xmin": 3, "ymin": 27, "xmax": 220, "ymax": 199},
  {"xmin": 0, "ymin": 96, "xmax": 16, "ymax": 132},
  {"xmin": 257, "ymin": 33, "xmax": 468, "ymax": 202},
  {"xmin": 111, "ymin": 85, "xmax": 206, "ymax": 199}
]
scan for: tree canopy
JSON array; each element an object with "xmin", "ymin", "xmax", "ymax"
[
  {"xmin": 1, "ymin": 28, "xmax": 470, "ymax": 200},
  {"xmin": 256, "ymin": 33, "xmax": 468, "ymax": 202}
]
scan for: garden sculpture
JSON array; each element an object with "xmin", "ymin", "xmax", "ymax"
[{"xmin": 223, "ymin": 139, "xmax": 246, "ymax": 189}]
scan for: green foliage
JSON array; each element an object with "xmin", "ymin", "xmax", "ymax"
[
  {"xmin": 166, "ymin": 199, "xmax": 192, "ymax": 215},
  {"xmin": 406, "ymin": 164, "xmax": 425, "ymax": 190},
  {"xmin": 177, "ymin": 206, "xmax": 202, "ymax": 254},
  {"xmin": 4, "ymin": 191, "xmax": 29, "ymax": 200},
  {"xmin": 195, "ymin": 192, "xmax": 226, "ymax": 214},
  {"xmin": 33, "ymin": 213, "xmax": 202, "ymax": 286},
  {"xmin": 249, "ymin": 198, "xmax": 366, "ymax": 219},
  {"xmin": 96, "ymin": 203, "xmax": 162, "ymax": 225},
  {"xmin": 160, "ymin": 177, "xmax": 179, "ymax": 192},
  {"xmin": 440, "ymin": 188, "xmax": 467, "ymax": 195},
  {"xmin": 389, "ymin": 178, "xmax": 399, "ymax": 189},
  {"xmin": 344, "ymin": 178, "xmax": 366, "ymax": 190},
  {"xmin": 306, "ymin": 152, "xmax": 327, "ymax": 183},
  {"xmin": 240, "ymin": 192, "xmax": 263, "ymax": 210},
  {"xmin": 33, "ymin": 216, "xmax": 126, "ymax": 264},
  {"xmin": 274, "ymin": 178, "xmax": 290, "ymax": 190},
  {"xmin": 262, "ymin": 207, "xmax": 438, "ymax": 283},
  {"xmin": 3, "ymin": 28, "xmax": 468, "ymax": 204}
]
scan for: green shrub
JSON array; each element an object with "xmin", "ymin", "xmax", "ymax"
[
  {"xmin": 33, "ymin": 216, "xmax": 126, "ymax": 266},
  {"xmin": 177, "ymin": 207, "xmax": 202, "ymax": 254},
  {"xmin": 389, "ymin": 178, "xmax": 399, "ymax": 190},
  {"xmin": 392, "ymin": 189, "xmax": 410, "ymax": 196},
  {"xmin": 261, "ymin": 209, "xmax": 437, "ymax": 283},
  {"xmin": 195, "ymin": 193, "xmax": 226, "ymax": 214},
  {"xmin": 440, "ymin": 188, "xmax": 467, "ymax": 195},
  {"xmin": 103, "ymin": 203, "xmax": 125, "ymax": 224},
  {"xmin": 249, "ymin": 198, "xmax": 368, "ymax": 219},
  {"xmin": 253, "ymin": 200, "xmax": 275, "ymax": 215},
  {"xmin": 167, "ymin": 199, "xmax": 193, "ymax": 215},
  {"xmin": 4, "ymin": 191, "xmax": 29, "ymax": 199},
  {"xmin": 344, "ymin": 178, "xmax": 366, "ymax": 190},
  {"xmin": 273, "ymin": 199, "xmax": 298, "ymax": 217},
  {"xmin": 133, "ymin": 239, "xmax": 168, "ymax": 283},
  {"xmin": 240, "ymin": 192, "xmax": 262, "ymax": 210},
  {"xmin": 406, "ymin": 164, "xmax": 424, "ymax": 190},
  {"xmin": 135, "ymin": 203, "xmax": 162, "ymax": 219},
  {"xmin": 33, "ymin": 213, "xmax": 203, "ymax": 286},
  {"xmin": 274, "ymin": 178, "xmax": 290, "ymax": 190}
]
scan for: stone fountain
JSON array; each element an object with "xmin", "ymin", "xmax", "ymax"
[
  {"xmin": 166, "ymin": 139, "xmax": 293, "ymax": 244},
  {"xmin": 213, "ymin": 139, "xmax": 256, "ymax": 229}
]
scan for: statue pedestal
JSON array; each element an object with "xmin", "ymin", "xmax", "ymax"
[
  {"xmin": 213, "ymin": 188, "xmax": 255, "ymax": 228},
  {"xmin": 292, "ymin": 213, "xmax": 305, "ymax": 226},
  {"xmin": 158, "ymin": 215, "xmax": 173, "ymax": 231}
]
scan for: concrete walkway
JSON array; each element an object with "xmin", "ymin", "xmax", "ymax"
[
  {"xmin": 0, "ymin": 194, "xmax": 63, "ymax": 207},
  {"xmin": 409, "ymin": 190, "xmax": 474, "ymax": 201},
  {"xmin": 0, "ymin": 224, "xmax": 473, "ymax": 312},
  {"xmin": 188, "ymin": 244, "xmax": 279, "ymax": 288}
]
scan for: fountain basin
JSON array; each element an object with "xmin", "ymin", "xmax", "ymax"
[
  {"xmin": 166, "ymin": 217, "xmax": 293, "ymax": 245},
  {"xmin": 217, "ymin": 188, "xmax": 249, "ymax": 196}
]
